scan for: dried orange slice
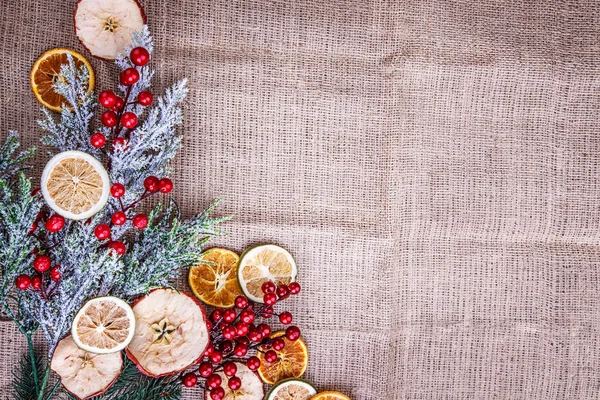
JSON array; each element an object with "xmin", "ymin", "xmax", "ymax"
[
  {"xmin": 266, "ymin": 379, "xmax": 316, "ymax": 400},
  {"xmin": 189, "ymin": 248, "xmax": 244, "ymax": 308},
  {"xmin": 311, "ymin": 392, "xmax": 352, "ymax": 400},
  {"xmin": 30, "ymin": 48, "xmax": 94, "ymax": 112},
  {"xmin": 238, "ymin": 244, "xmax": 297, "ymax": 303},
  {"xmin": 258, "ymin": 330, "xmax": 308, "ymax": 385},
  {"xmin": 41, "ymin": 151, "xmax": 110, "ymax": 220},
  {"xmin": 71, "ymin": 296, "xmax": 135, "ymax": 354}
]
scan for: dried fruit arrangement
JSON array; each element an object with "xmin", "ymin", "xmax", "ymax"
[{"xmin": 0, "ymin": 2, "xmax": 352, "ymax": 399}]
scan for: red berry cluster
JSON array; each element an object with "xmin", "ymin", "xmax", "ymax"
[
  {"xmin": 15, "ymin": 252, "xmax": 62, "ymax": 298},
  {"xmin": 90, "ymin": 47, "xmax": 152, "ymax": 151},
  {"xmin": 93, "ymin": 176, "xmax": 173, "ymax": 256},
  {"xmin": 181, "ymin": 283, "xmax": 302, "ymax": 399}
]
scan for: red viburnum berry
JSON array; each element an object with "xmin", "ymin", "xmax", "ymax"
[
  {"xmin": 158, "ymin": 178, "xmax": 173, "ymax": 193},
  {"xmin": 240, "ymin": 309, "xmax": 255, "ymax": 324},
  {"xmin": 15, "ymin": 274, "xmax": 31, "ymax": 290},
  {"xmin": 120, "ymin": 68, "xmax": 140, "ymax": 86},
  {"xmin": 113, "ymin": 96, "xmax": 125, "ymax": 111},
  {"xmin": 110, "ymin": 183, "xmax": 125, "ymax": 198},
  {"xmin": 222, "ymin": 325, "xmax": 236, "ymax": 340},
  {"xmin": 248, "ymin": 329, "xmax": 263, "ymax": 343},
  {"xmin": 50, "ymin": 265, "xmax": 61, "ymax": 282},
  {"xmin": 31, "ymin": 275, "xmax": 42, "ymax": 290},
  {"xmin": 45, "ymin": 214, "xmax": 65, "ymax": 232},
  {"xmin": 199, "ymin": 362, "xmax": 213, "ymax": 377},
  {"xmin": 94, "ymin": 224, "xmax": 111, "ymax": 240},
  {"xmin": 130, "ymin": 47, "xmax": 150, "ymax": 66},
  {"xmin": 206, "ymin": 374, "xmax": 222, "ymax": 389},
  {"xmin": 121, "ymin": 112, "xmax": 138, "ymax": 129},
  {"xmin": 289, "ymin": 281, "xmax": 301, "ymax": 294},
  {"xmin": 279, "ymin": 311, "xmax": 293, "ymax": 325},
  {"xmin": 209, "ymin": 350, "xmax": 223, "ymax": 364},
  {"xmin": 210, "ymin": 387, "xmax": 225, "ymax": 400},
  {"xmin": 138, "ymin": 90, "xmax": 153, "ymax": 106},
  {"xmin": 182, "ymin": 372, "xmax": 197, "ymax": 387},
  {"xmin": 101, "ymin": 110, "xmax": 118, "ymax": 127},
  {"xmin": 235, "ymin": 295, "xmax": 248, "ymax": 309},
  {"xmin": 210, "ymin": 309, "xmax": 222, "ymax": 322},
  {"xmin": 144, "ymin": 176, "xmax": 160, "ymax": 192},
  {"xmin": 108, "ymin": 241, "xmax": 126, "ymax": 256},
  {"xmin": 263, "ymin": 293, "xmax": 277, "ymax": 306},
  {"xmin": 228, "ymin": 376, "xmax": 242, "ymax": 391},
  {"xmin": 90, "ymin": 132, "xmax": 106, "ymax": 148},
  {"xmin": 223, "ymin": 309, "xmax": 237, "ymax": 323},
  {"xmin": 276, "ymin": 284, "xmax": 289, "ymax": 299},
  {"xmin": 132, "ymin": 214, "xmax": 148, "ymax": 229},
  {"xmin": 98, "ymin": 90, "xmax": 117, "ymax": 108},
  {"xmin": 246, "ymin": 356, "xmax": 260, "ymax": 371},
  {"xmin": 203, "ymin": 343, "xmax": 214, "ymax": 357},
  {"xmin": 286, "ymin": 325, "xmax": 301, "ymax": 341},
  {"xmin": 111, "ymin": 211, "xmax": 126, "ymax": 226},
  {"xmin": 258, "ymin": 323, "xmax": 271, "ymax": 338},
  {"xmin": 113, "ymin": 137, "xmax": 129, "ymax": 152},
  {"xmin": 235, "ymin": 322, "xmax": 249, "ymax": 337},
  {"xmin": 233, "ymin": 343, "xmax": 248, "ymax": 357},
  {"xmin": 34, "ymin": 255, "xmax": 51, "ymax": 273},
  {"xmin": 236, "ymin": 336, "xmax": 250, "ymax": 346},
  {"xmin": 272, "ymin": 337, "xmax": 286, "ymax": 351},
  {"xmin": 261, "ymin": 306, "xmax": 274, "ymax": 318},
  {"xmin": 262, "ymin": 281, "xmax": 276, "ymax": 294},
  {"xmin": 265, "ymin": 350, "xmax": 278, "ymax": 363},
  {"xmin": 223, "ymin": 362, "xmax": 237, "ymax": 377},
  {"xmin": 28, "ymin": 222, "xmax": 37, "ymax": 235}
]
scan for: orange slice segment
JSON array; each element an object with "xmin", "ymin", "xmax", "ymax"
[
  {"xmin": 30, "ymin": 48, "xmax": 94, "ymax": 112},
  {"xmin": 258, "ymin": 330, "xmax": 308, "ymax": 385},
  {"xmin": 311, "ymin": 392, "xmax": 352, "ymax": 400},
  {"xmin": 189, "ymin": 248, "xmax": 244, "ymax": 308},
  {"xmin": 238, "ymin": 244, "xmax": 297, "ymax": 303},
  {"xmin": 71, "ymin": 296, "xmax": 135, "ymax": 354}
]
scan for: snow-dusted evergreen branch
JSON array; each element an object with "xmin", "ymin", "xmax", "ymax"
[{"xmin": 0, "ymin": 131, "xmax": 35, "ymax": 180}]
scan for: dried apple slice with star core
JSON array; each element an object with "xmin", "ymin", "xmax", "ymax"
[
  {"xmin": 71, "ymin": 296, "xmax": 135, "ymax": 354},
  {"xmin": 51, "ymin": 335, "xmax": 123, "ymax": 400},
  {"xmin": 237, "ymin": 244, "xmax": 297, "ymax": 303},
  {"xmin": 189, "ymin": 248, "xmax": 244, "ymax": 308}
]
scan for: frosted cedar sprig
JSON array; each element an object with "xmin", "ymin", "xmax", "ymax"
[{"xmin": 0, "ymin": 131, "xmax": 35, "ymax": 180}]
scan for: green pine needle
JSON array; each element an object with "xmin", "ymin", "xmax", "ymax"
[{"xmin": 11, "ymin": 349, "xmax": 44, "ymax": 400}]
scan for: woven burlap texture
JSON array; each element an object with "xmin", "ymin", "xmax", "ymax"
[{"xmin": 2, "ymin": 0, "xmax": 600, "ymax": 399}]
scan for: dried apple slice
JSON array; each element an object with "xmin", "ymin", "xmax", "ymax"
[
  {"xmin": 51, "ymin": 335, "xmax": 122, "ymax": 400},
  {"xmin": 74, "ymin": 0, "xmax": 146, "ymax": 60},
  {"xmin": 126, "ymin": 288, "xmax": 209, "ymax": 377}
]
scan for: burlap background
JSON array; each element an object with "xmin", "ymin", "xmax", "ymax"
[{"xmin": 1, "ymin": 0, "xmax": 600, "ymax": 398}]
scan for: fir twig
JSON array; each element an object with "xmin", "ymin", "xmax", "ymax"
[
  {"xmin": 0, "ymin": 131, "xmax": 35, "ymax": 180},
  {"xmin": 11, "ymin": 337, "xmax": 44, "ymax": 400}
]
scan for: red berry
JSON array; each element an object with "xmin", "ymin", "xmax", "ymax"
[
  {"xmin": 279, "ymin": 311, "xmax": 293, "ymax": 325},
  {"xmin": 90, "ymin": 132, "xmax": 106, "ymax": 148},
  {"xmin": 111, "ymin": 211, "xmax": 126, "ymax": 226},
  {"xmin": 248, "ymin": 329, "xmax": 263, "ymax": 343},
  {"xmin": 108, "ymin": 241, "xmax": 126, "ymax": 256},
  {"xmin": 94, "ymin": 224, "xmax": 111, "ymax": 240},
  {"xmin": 15, "ymin": 274, "xmax": 31, "ymax": 290},
  {"xmin": 272, "ymin": 337, "xmax": 285, "ymax": 351},
  {"xmin": 45, "ymin": 214, "xmax": 65, "ymax": 232},
  {"xmin": 263, "ymin": 293, "xmax": 277, "ymax": 306},
  {"xmin": 113, "ymin": 96, "xmax": 125, "ymax": 111},
  {"xmin": 276, "ymin": 284, "xmax": 289, "ymax": 299},
  {"xmin": 50, "ymin": 266, "xmax": 61, "ymax": 282},
  {"xmin": 210, "ymin": 309, "xmax": 223, "ymax": 322},
  {"xmin": 223, "ymin": 362, "xmax": 237, "ymax": 377},
  {"xmin": 143, "ymin": 176, "xmax": 160, "ymax": 192},
  {"xmin": 262, "ymin": 281, "xmax": 276, "ymax": 294},
  {"xmin": 31, "ymin": 275, "xmax": 42, "ymax": 290},
  {"xmin": 101, "ymin": 110, "xmax": 118, "ymax": 127},
  {"xmin": 130, "ymin": 47, "xmax": 150, "ymax": 66},
  {"xmin": 240, "ymin": 309, "xmax": 255, "ymax": 324},
  {"xmin": 233, "ymin": 343, "xmax": 248, "ymax": 357},
  {"xmin": 138, "ymin": 90, "xmax": 153, "ymax": 106},
  {"xmin": 121, "ymin": 112, "xmax": 138, "ymax": 129},
  {"xmin": 235, "ymin": 322, "xmax": 249, "ymax": 337},
  {"xmin": 219, "ymin": 340, "xmax": 233, "ymax": 354},
  {"xmin": 228, "ymin": 376, "xmax": 242, "ymax": 391},
  {"xmin": 34, "ymin": 255, "xmax": 51, "ymax": 273},
  {"xmin": 120, "ymin": 68, "xmax": 140, "ymax": 86},
  {"xmin": 203, "ymin": 343, "xmax": 214, "ymax": 357},
  {"xmin": 236, "ymin": 336, "xmax": 250, "ymax": 346},
  {"xmin": 182, "ymin": 372, "xmax": 197, "ymax": 387},
  {"xmin": 258, "ymin": 323, "xmax": 271, "ymax": 338},
  {"xmin": 199, "ymin": 362, "xmax": 213, "ymax": 377},
  {"xmin": 210, "ymin": 387, "xmax": 225, "ymax": 400},
  {"xmin": 209, "ymin": 350, "xmax": 223, "ymax": 364},
  {"xmin": 98, "ymin": 90, "xmax": 117, "ymax": 108},
  {"xmin": 261, "ymin": 306, "xmax": 274, "ymax": 318},
  {"xmin": 132, "ymin": 214, "xmax": 148, "ymax": 229},
  {"xmin": 223, "ymin": 309, "xmax": 237, "ymax": 323},
  {"xmin": 265, "ymin": 350, "xmax": 278, "ymax": 363},
  {"xmin": 246, "ymin": 356, "xmax": 260, "ymax": 371},
  {"xmin": 235, "ymin": 295, "xmax": 248, "ymax": 309},
  {"xmin": 222, "ymin": 325, "xmax": 236, "ymax": 340},
  {"xmin": 112, "ymin": 137, "xmax": 128, "ymax": 152},
  {"xmin": 31, "ymin": 188, "xmax": 41, "ymax": 197},
  {"xmin": 110, "ymin": 183, "xmax": 125, "ymax": 198},
  {"xmin": 206, "ymin": 320, "xmax": 213, "ymax": 331},
  {"xmin": 158, "ymin": 178, "xmax": 173, "ymax": 193},
  {"xmin": 289, "ymin": 282, "xmax": 301, "ymax": 295},
  {"xmin": 206, "ymin": 374, "xmax": 222, "ymax": 389},
  {"xmin": 28, "ymin": 222, "xmax": 37, "ymax": 235},
  {"xmin": 286, "ymin": 326, "xmax": 301, "ymax": 341}
]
